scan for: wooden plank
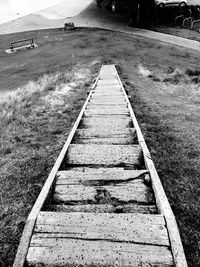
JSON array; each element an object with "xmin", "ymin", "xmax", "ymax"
[
  {"xmin": 94, "ymin": 88, "xmax": 122, "ymax": 92},
  {"xmin": 116, "ymin": 66, "xmax": 188, "ymax": 267},
  {"xmin": 34, "ymin": 212, "xmax": 169, "ymax": 246},
  {"xmin": 80, "ymin": 116, "xmax": 133, "ymax": 129},
  {"xmin": 88, "ymin": 101, "xmax": 127, "ymax": 105},
  {"xmin": 87, "ymin": 103, "xmax": 128, "ymax": 108},
  {"xmin": 27, "ymin": 238, "xmax": 173, "ymax": 267},
  {"xmin": 93, "ymin": 90, "xmax": 123, "ymax": 94},
  {"xmin": 13, "ymin": 72, "xmax": 100, "ymax": 267},
  {"xmin": 55, "ymin": 178, "xmax": 147, "ymax": 188},
  {"xmin": 92, "ymin": 93, "xmax": 124, "ymax": 97},
  {"xmin": 74, "ymin": 128, "xmax": 137, "ymax": 144},
  {"xmin": 97, "ymin": 80, "xmax": 120, "ymax": 84},
  {"xmin": 75, "ymin": 128, "xmax": 136, "ymax": 138},
  {"xmin": 85, "ymin": 106, "xmax": 129, "ymax": 112},
  {"xmin": 74, "ymin": 136, "xmax": 135, "ymax": 145},
  {"xmin": 94, "ymin": 92, "xmax": 122, "ymax": 96},
  {"xmin": 89, "ymin": 97, "xmax": 126, "ymax": 101},
  {"xmin": 65, "ymin": 167, "xmax": 126, "ymax": 173},
  {"xmin": 66, "ymin": 144, "xmax": 143, "ymax": 167},
  {"xmin": 50, "ymin": 204, "xmax": 157, "ymax": 214},
  {"xmin": 56, "ymin": 170, "xmax": 149, "ymax": 184},
  {"xmin": 91, "ymin": 95, "xmax": 124, "ymax": 100},
  {"xmin": 84, "ymin": 109, "xmax": 129, "ymax": 116},
  {"xmin": 99, "ymin": 75, "xmax": 117, "ymax": 80},
  {"xmin": 53, "ymin": 181, "xmax": 154, "ymax": 204}
]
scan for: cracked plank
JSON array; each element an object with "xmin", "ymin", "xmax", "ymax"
[
  {"xmin": 33, "ymin": 212, "xmax": 169, "ymax": 247},
  {"xmin": 53, "ymin": 181, "xmax": 154, "ymax": 204},
  {"xmin": 27, "ymin": 238, "xmax": 173, "ymax": 267},
  {"xmin": 56, "ymin": 170, "xmax": 149, "ymax": 185}
]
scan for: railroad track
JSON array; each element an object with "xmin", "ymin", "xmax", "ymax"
[{"xmin": 13, "ymin": 65, "xmax": 187, "ymax": 267}]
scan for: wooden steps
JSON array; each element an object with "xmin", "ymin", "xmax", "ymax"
[
  {"xmin": 66, "ymin": 144, "xmax": 143, "ymax": 167},
  {"xmin": 53, "ymin": 182, "xmax": 154, "ymax": 203},
  {"xmin": 33, "ymin": 212, "xmax": 169, "ymax": 246},
  {"xmin": 53, "ymin": 169, "xmax": 154, "ymax": 204},
  {"xmin": 56, "ymin": 169, "xmax": 149, "ymax": 182},
  {"xmin": 75, "ymin": 128, "xmax": 137, "ymax": 138},
  {"xmin": 27, "ymin": 239, "xmax": 173, "ymax": 267},
  {"xmin": 80, "ymin": 117, "xmax": 133, "ymax": 130},
  {"xmin": 49, "ymin": 204, "xmax": 158, "ymax": 214},
  {"xmin": 27, "ymin": 212, "xmax": 173, "ymax": 266},
  {"xmin": 14, "ymin": 65, "xmax": 187, "ymax": 267}
]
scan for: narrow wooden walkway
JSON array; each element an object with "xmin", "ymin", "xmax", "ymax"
[{"xmin": 13, "ymin": 65, "xmax": 187, "ymax": 267}]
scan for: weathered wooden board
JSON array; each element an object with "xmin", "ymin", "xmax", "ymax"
[
  {"xmin": 74, "ymin": 128, "xmax": 137, "ymax": 144},
  {"xmin": 27, "ymin": 238, "xmax": 173, "ymax": 267},
  {"xmin": 85, "ymin": 106, "xmax": 129, "ymax": 112},
  {"xmin": 74, "ymin": 136, "xmax": 135, "ymax": 145},
  {"xmin": 92, "ymin": 94, "xmax": 124, "ymax": 98},
  {"xmin": 84, "ymin": 109, "xmax": 129, "ymax": 116},
  {"xmin": 99, "ymin": 75, "xmax": 117, "ymax": 80},
  {"xmin": 66, "ymin": 144, "xmax": 143, "ymax": 167},
  {"xmin": 94, "ymin": 88, "xmax": 122, "ymax": 92},
  {"xmin": 53, "ymin": 181, "xmax": 154, "ymax": 203},
  {"xmin": 56, "ymin": 170, "xmax": 149, "ymax": 184},
  {"xmin": 34, "ymin": 212, "xmax": 169, "ymax": 246},
  {"xmin": 80, "ymin": 116, "xmax": 132, "ymax": 129},
  {"xmin": 92, "ymin": 91, "xmax": 122, "ymax": 95},
  {"xmin": 87, "ymin": 103, "xmax": 128, "ymax": 109},
  {"xmin": 91, "ymin": 91, "xmax": 124, "ymax": 96},
  {"xmin": 97, "ymin": 80, "xmax": 120, "ymax": 84},
  {"xmin": 55, "ymin": 177, "xmax": 146, "ymax": 187},
  {"xmin": 51, "ymin": 204, "xmax": 157, "ymax": 214},
  {"xmin": 65, "ymin": 167, "xmax": 126, "ymax": 173},
  {"xmin": 91, "ymin": 96, "xmax": 124, "ymax": 101},
  {"xmin": 88, "ymin": 100, "xmax": 127, "ymax": 105},
  {"xmin": 99, "ymin": 72, "xmax": 117, "ymax": 77},
  {"xmin": 75, "ymin": 128, "xmax": 136, "ymax": 138}
]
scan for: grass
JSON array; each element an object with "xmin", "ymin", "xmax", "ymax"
[
  {"xmin": 152, "ymin": 25, "xmax": 200, "ymax": 43},
  {"xmin": 118, "ymin": 64, "xmax": 200, "ymax": 267},
  {"xmin": 0, "ymin": 61, "xmax": 97, "ymax": 266},
  {"xmin": 0, "ymin": 27, "xmax": 200, "ymax": 266}
]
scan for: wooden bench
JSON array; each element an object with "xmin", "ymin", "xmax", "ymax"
[{"xmin": 9, "ymin": 38, "xmax": 35, "ymax": 51}]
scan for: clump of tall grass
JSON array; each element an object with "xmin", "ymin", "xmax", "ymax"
[
  {"xmin": 162, "ymin": 69, "xmax": 186, "ymax": 84},
  {"xmin": 142, "ymin": 64, "xmax": 200, "ymax": 85},
  {"xmin": 0, "ymin": 73, "xmax": 68, "ymax": 125}
]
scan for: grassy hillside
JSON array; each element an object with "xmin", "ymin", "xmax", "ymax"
[{"xmin": 0, "ymin": 27, "xmax": 200, "ymax": 266}]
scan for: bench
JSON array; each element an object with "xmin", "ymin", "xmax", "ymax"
[{"xmin": 9, "ymin": 38, "xmax": 35, "ymax": 51}]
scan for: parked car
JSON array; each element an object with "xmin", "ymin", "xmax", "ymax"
[{"xmin": 155, "ymin": 0, "xmax": 187, "ymax": 7}]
